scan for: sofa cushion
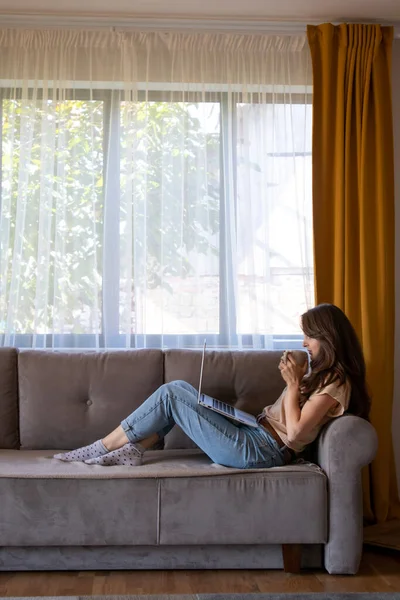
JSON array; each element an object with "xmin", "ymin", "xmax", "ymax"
[
  {"xmin": 0, "ymin": 449, "xmax": 326, "ymax": 546},
  {"xmin": 18, "ymin": 350, "xmax": 163, "ymax": 450},
  {"xmin": 0, "ymin": 454, "xmax": 159, "ymax": 546},
  {"xmin": 0, "ymin": 348, "xmax": 19, "ymax": 449},
  {"xmin": 0, "ymin": 448, "xmax": 320, "ymax": 479},
  {"xmin": 159, "ymin": 468, "xmax": 327, "ymax": 545},
  {"xmin": 164, "ymin": 349, "xmax": 285, "ymax": 449}
]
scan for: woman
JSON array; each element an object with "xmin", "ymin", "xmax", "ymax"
[{"xmin": 54, "ymin": 303, "xmax": 371, "ymax": 468}]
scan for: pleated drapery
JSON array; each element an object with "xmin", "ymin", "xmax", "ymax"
[{"xmin": 308, "ymin": 23, "xmax": 400, "ymax": 525}]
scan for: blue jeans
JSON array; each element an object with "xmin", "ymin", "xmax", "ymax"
[{"xmin": 121, "ymin": 380, "xmax": 286, "ymax": 469}]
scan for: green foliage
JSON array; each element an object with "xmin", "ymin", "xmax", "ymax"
[
  {"xmin": 0, "ymin": 96, "xmax": 220, "ymax": 334},
  {"xmin": 120, "ymin": 101, "xmax": 220, "ymax": 290}
]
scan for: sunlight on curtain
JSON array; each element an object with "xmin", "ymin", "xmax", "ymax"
[{"xmin": 0, "ymin": 30, "xmax": 313, "ymax": 349}]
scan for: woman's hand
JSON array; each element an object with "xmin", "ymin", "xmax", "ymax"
[{"xmin": 279, "ymin": 353, "xmax": 307, "ymax": 388}]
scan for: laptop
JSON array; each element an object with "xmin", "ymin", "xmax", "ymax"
[{"xmin": 197, "ymin": 341, "xmax": 259, "ymax": 427}]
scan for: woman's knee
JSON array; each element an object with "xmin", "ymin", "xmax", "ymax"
[
  {"xmin": 161, "ymin": 381, "xmax": 198, "ymax": 407},
  {"xmin": 170, "ymin": 380, "xmax": 197, "ymax": 394}
]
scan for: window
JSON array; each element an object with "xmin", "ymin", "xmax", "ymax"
[{"xmin": 0, "ymin": 87, "xmax": 313, "ymax": 349}]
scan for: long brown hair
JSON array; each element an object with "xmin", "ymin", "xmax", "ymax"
[{"xmin": 300, "ymin": 304, "xmax": 371, "ymax": 420}]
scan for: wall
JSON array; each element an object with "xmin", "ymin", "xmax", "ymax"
[{"xmin": 393, "ymin": 38, "xmax": 400, "ymax": 490}]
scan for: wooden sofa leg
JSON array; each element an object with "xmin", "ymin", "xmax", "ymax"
[{"xmin": 282, "ymin": 544, "xmax": 302, "ymax": 573}]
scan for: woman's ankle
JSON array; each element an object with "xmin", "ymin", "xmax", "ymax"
[
  {"xmin": 102, "ymin": 426, "xmax": 129, "ymax": 452},
  {"xmin": 139, "ymin": 433, "xmax": 160, "ymax": 450},
  {"xmin": 102, "ymin": 429, "xmax": 160, "ymax": 453}
]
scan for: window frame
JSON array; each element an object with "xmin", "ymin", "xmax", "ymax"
[{"xmin": 0, "ymin": 86, "xmax": 311, "ymax": 349}]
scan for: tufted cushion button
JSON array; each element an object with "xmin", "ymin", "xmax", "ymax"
[{"xmin": 86, "ymin": 399, "xmax": 93, "ymax": 406}]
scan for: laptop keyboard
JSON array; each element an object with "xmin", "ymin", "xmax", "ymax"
[{"xmin": 212, "ymin": 399, "xmax": 235, "ymax": 415}]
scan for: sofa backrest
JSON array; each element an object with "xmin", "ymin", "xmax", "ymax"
[
  {"xmin": 18, "ymin": 350, "xmax": 164, "ymax": 450},
  {"xmin": 0, "ymin": 347, "xmax": 290, "ymax": 451},
  {"xmin": 0, "ymin": 348, "xmax": 19, "ymax": 449},
  {"xmin": 163, "ymin": 349, "xmax": 286, "ymax": 449}
]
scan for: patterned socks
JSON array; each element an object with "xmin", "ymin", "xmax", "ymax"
[
  {"xmin": 53, "ymin": 439, "xmax": 109, "ymax": 462},
  {"xmin": 54, "ymin": 440, "xmax": 144, "ymax": 467},
  {"xmin": 84, "ymin": 442, "xmax": 144, "ymax": 466}
]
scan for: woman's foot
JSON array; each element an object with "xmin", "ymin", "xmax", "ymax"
[
  {"xmin": 85, "ymin": 442, "xmax": 143, "ymax": 466},
  {"xmin": 53, "ymin": 440, "xmax": 109, "ymax": 462}
]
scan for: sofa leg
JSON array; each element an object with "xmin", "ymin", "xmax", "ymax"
[{"xmin": 282, "ymin": 544, "xmax": 302, "ymax": 573}]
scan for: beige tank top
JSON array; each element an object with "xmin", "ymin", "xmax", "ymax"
[{"xmin": 262, "ymin": 378, "xmax": 351, "ymax": 453}]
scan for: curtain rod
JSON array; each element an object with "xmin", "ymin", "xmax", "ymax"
[{"xmin": 0, "ymin": 13, "xmax": 399, "ymax": 37}]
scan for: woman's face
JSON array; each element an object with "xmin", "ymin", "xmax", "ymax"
[{"xmin": 302, "ymin": 334, "xmax": 321, "ymax": 360}]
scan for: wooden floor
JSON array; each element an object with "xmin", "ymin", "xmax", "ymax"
[{"xmin": 0, "ymin": 547, "xmax": 399, "ymax": 596}]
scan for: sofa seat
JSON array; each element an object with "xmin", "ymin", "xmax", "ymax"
[{"xmin": 0, "ymin": 449, "xmax": 327, "ymax": 547}]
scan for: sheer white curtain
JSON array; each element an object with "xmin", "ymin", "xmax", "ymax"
[{"xmin": 0, "ymin": 29, "xmax": 313, "ymax": 349}]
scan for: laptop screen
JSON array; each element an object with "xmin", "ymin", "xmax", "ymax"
[{"xmin": 197, "ymin": 340, "xmax": 207, "ymax": 402}]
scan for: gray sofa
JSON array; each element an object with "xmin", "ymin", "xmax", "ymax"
[{"xmin": 0, "ymin": 347, "xmax": 377, "ymax": 574}]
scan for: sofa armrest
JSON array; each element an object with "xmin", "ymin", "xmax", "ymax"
[{"xmin": 317, "ymin": 414, "xmax": 378, "ymax": 574}]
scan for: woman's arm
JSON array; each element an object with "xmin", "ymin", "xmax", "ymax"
[
  {"xmin": 284, "ymin": 384, "xmax": 338, "ymax": 443},
  {"xmin": 280, "ymin": 355, "xmax": 339, "ymax": 444}
]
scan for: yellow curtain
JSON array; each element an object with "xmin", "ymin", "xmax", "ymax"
[{"xmin": 307, "ymin": 23, "xmax": 400, "ymax": 524}]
